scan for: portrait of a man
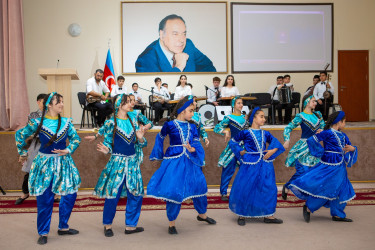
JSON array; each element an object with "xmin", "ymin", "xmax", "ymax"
[{"xmin": 135, "ymin": 14, "xmax": 216, "ymax": 73}]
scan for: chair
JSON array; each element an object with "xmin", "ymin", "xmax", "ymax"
[
  {"xmin": 249, "ymin": 93, "xmax": 275, "ymax": 124},
  {"xmin": 292, "ymin": 92, "xmax": 301, "ymax": 115},
  {"xmin": 77, "ymin": 92, "xmax": 97, "ymax": 128}
]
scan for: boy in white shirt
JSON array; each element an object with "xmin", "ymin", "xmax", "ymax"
[
  {"xmin": 129, "ymin": 82, "xmax": 145, "ymax": 114},
  {"xmin": 111, "ymin": 76, "xmax": 127, "ymax": 97}
]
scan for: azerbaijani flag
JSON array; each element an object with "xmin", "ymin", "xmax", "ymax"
[{"xmin": 103, "ymin": 49, "xmax": 116, "ymax": 91}]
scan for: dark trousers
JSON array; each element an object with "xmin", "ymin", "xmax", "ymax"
[
  {"xmin": 153, "ymin": 102, "xmax": 171, "ymax": 122},
  {"xmin": 315, "ymin": 99, "xmax": 331, "ymax": 120},
  {"xmin": 22, "ymin": 173, "xmax": 29, "ymax": 195},
  {"xmin": 273, "ymin": 101, "xmax": 293, "ymax": 123},
  {"xmin": 90, "ymin": 102, "xmax": 113, "ymax": 126}
]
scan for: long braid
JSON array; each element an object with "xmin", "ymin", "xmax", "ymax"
[
  {"xmin": 128, "ymin": 115, "xmax": 136, "ymax": 143},
  {"xmin": 324, "ymin": 111, "xmax": 340, "ymax": 130},
  {"xmin": 45, "ymin": 94, "xmax": 63, "ymax": 147},
  {"xmin": 32, "ymin": 96, "xmax": 48, "ymax": 143}
]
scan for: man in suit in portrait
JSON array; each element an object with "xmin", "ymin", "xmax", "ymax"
[{"xmin": 135, "ymin": 14, "xmax": 216, "ymax": 73}]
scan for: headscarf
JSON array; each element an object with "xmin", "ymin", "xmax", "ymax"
[
  {"xmin": 332, "ymin": 111, "xmax": 345, "ymax": 125},
  {"xmin": 177, "ymin": 99, "xmax": 194, "ymax": 114},
  {"xmin": 45, "ymin": 92, "xmax": 56, "ymax": 110},
  {"xmin": 303, "ymin": 95, "xmax": 313, "ymax": 110},
  {"xmin": 249, "ymin": 107, "xmax": 260, "ymax": 126},
  {"xmin": 114, "ymin": 94, "xmax": 125, "ymax": 115},
  {"xmin": 231, "ymin": 96, "xmax": 241, "ymax": 108}
]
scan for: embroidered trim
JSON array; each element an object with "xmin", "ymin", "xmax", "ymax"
[
  {"xmin": 289, "ymin": 184, "xmax": 336, "ymax": 200},
  {"xmin": 230, "ymin": 210, "xmax": 275, "ymax": 219},
  {"xmin": 339, "ymin": 194, "xmax": 356, "ymax": 204},
  {"xmin": 112, "ymin": 153, "xmax": 136, "ymax": 158},
  {"xmin": 146, "ymin": 193, "xmax": 207, "ymax": 204}
]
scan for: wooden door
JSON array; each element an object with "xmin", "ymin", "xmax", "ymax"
[{"xmin": 338, "ymin": 50, "xmax": 369, "ymax": 121}]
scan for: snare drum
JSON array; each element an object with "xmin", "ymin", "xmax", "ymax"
[{"xmin": 198, "ymin": 104, "xmax": 216, "ymax": 127}]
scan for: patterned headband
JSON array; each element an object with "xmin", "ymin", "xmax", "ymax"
[
  {"xmin": 177, "ymin": 99, "xmax": 194, "ymax": 114},
  {"xmin": 303, "ymin": 95, "xmax": 313, "ymax": 110},
  {"xmin": 332, "ymin": 111, "xmax": 345, "ymax": 125},
  {"xmin": 249, "ymin": 106, "xmax": 260, "ymax": 125},
  {"xmin": 115, "ymin": 94, "xmax": 125, "ymax": 115},
  {"xmin": 231, "ymin": 96, "xmax": 241, "ymax": 108},
  {"xmin": 45, "ymin": 92, "xmax": 56, "ymax": 109}
]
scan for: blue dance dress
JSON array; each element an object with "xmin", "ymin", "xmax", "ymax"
[
  {"xmin": 283, "ymin": 111, "xmax": 325, "ymax": 188},
  {"xmin": 290, "ymin": 128, "xmax": 358, "ymax": 218},
  {"xmin": 229, "ymin": 129, "xmax": 285, "ymax": 218},
  {"xmin": 214, "ymin": 114, "xmax": 247, "ymax": 195},
  {"xmin": 93, "ymin": 116, "xmax": 147, "ymax": 227},
  {"xmin": 15, "ymin": 116, "xmax": 81, "ymax": 235}
]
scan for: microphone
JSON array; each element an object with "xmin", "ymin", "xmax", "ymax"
[{"xmin": 57, "ymin": 59, "xmax": 60, "ymax": 68}]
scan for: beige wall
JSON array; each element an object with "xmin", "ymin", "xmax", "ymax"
[{"xmin": 23, "ymin": 0, "xmax": 375, "ymax": 122}]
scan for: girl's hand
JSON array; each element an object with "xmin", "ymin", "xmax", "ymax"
[
  {"xmin": 136, "ymin": 126, "xmax": 145, "ymax": 140},
  {"xmin": 240, "ymin": 150, "xmax": 246, "ymax": 156},
  {"xmin": 263, "ymin": 148, "xmax": 278, "ymax": 160},
  {"xmin": 283, "ymin": 141, "xmax": 290, "ymax": 150},
  {"xmin": 97, "ymin": 142, "xmax": 109, "ymax": 154},
  {"xmin": 144, "ymin": 124, "xmax": 152, "ymax": 131},
  {"xmin": 344, "ymin": 144, "xmax": 355, "ymax": 153},
  {"xmin": 18, "ymin": 155, "xmax": 27, "ymax": 165},
  {"xmin": 183, "ymin": 143, "xmax": 196, "ymax": 153},
  {"xmin": 204, "ymin": 138, "xmax": 209, "ymax": 147},
  {"xmin": 84, "ymin": 135, "xmax": 96, "ymax": 142},
  {"xmin": 224, "ymin": 130, "xmax": 231, "ymax": 143},
  {"xmin": 316, "ymin": 129, "xmax": 323, "ymax": 134},
  {"xmin": 51, "ymin": 149, "xmax": 69, "ymax": 156}
]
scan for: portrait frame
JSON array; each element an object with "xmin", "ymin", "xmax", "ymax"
[{"xmin": 121, "ymin": 1, "xmax": 228, "ymax": 75}]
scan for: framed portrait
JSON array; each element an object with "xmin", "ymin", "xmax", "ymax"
[{"xmin": 121, "ymin": 1, "xmax": 228, "ymax": 74}]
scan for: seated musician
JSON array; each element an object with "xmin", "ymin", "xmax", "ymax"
[
  {"xmin": 174, "ymin": 75, "xmax": 192, "ymax": 100},
  {"xmin": 268, "ymin": 76, "xmax": 294, "ymax": 124},
  {"xmin": 162, "ymin": 83, "xmax": 172, "ymax": 96},
  {"xmin": 283, "ymin": 74, "xmax": 295, "ymax": 91},
  {"xmin": 313, "ymin": 71, "xmax": 335, "ymax": 120},
  {"xmin": 302, "ymin": 75, "xmax": 320, "ymax": 104},
  {"xmin": 220, "ymin": 75, "xmax": 239, "ymax": 105},
  {"xmin": 86, "ymin": 69, "xmax": 113, "ymax": 127},
  {"xmin": 207, "ymin": 76, "xmax": 222, "ymax": 106},
  {"xmin": 110, "ymin": 75, "xmax": 127, "ymax": 97},
  {"xmin": 129, "ymin": 82, "xmax": 146, "ymax": 115},
  {"xmin": 153, "ymin": 77, "xmax": 171, "ymax": 125}
]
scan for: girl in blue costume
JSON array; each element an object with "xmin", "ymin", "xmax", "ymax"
[
  {"xmin": 15, "ymin": 92, "xmax": 81, "ymax": 245},
  {"xmin": 214, "ymin": 96, "xmax": 247, "ymax": 201},
  {"xmin": 93, "ymin": 94, "xmax": 147, "ymax": 237},
  {"xmin": 229, "ymin": 107, "xmax": 285, "ymax": 225},
  {"xmin": 290, "ymin": 111, "xmax": 358, "ymax": 223},
  {"xmin": 281, "ymin": 96, "xmax": 325, "ymax": 200},
  {"xmin": 147, "ymin": 96, "xmax": 216, "ymax": 235}
]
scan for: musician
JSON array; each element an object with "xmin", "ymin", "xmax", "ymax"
[
  {"xmin": 162, "ymin": 83, "xmax": 172, "ymax": 96},
  {"xmin": 268, "ymin": 76, "xmax": 294, "ymax": 124},
  {"xmin": 153, "ymin": 77, "xmax": 171, "ymax": 125},
  {"xmin": 86, "ymin": 69, "xmax": 113, "ymax": 127},
  {"xmin": 283, "ymin": 74, "xmax": 295, "ymax": 91},
  {"xmin": 174, "ymin": 75, "xmax": 192, "ymax": 100},
  {"xmin": 220, "ymin": 75, "xmax": 240, "ymax": 105},
  {"xmin": 110, "ymin": 76, "xmax": 127, "ymax": 97},
  {"xmin": 207, "ymin": 76, "xmax": 222, "ymax": 106},
  {"xmin": 129, "ymin": 82, "xmax": 145, "ymax": 115},
  {"xmin": 302, "ymin": 75, "xmax": 320, "ymax": 104},
  {"xmin": 314, "ymin": 71, "xmax": 335, "ymax": 120}
]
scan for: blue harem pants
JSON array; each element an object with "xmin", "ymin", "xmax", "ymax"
[
  {"xmin": 166, "ymin": 196, "xmax": 207, "ymax": 221},
  {"xmin": 220, "ymin": 158, "xmax": 237, "ymax": 195},
  {"xmin": 285, "ymin": 161, "xmax": 310, "ymax": 189},
  {"xmin": 306, "ymin": 196, "xmax": 347, "ymax": 218}
]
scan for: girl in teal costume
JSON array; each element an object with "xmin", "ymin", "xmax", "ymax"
[
  {"xmin": 93, "ymin": 94, "xmax": 147, "ymax": 237},
  {"xmin": 282, "ymin": 96, "xmax": 325, "ymax": 200},
  {"xmin": 214, "ymin": 96, "xmax": 247, "ymax": 200},
  {"xmin": 15, "ymin": 92, "xmax": 81, "ymax": 245}
]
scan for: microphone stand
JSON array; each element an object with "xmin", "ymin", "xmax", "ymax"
[{"xmin": 138, "ymin": 86, "xmax": 165, "ymax": 122}]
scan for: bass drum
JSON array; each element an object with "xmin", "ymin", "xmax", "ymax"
[{"xmin": 198, "ymin": 104, "xmax": 216, "ymax": 127}]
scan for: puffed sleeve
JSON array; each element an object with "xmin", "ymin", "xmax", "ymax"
[
  {"xmin": 283, "ymin": 113, "xmax": 302, "ymax": 141},
  {"xmin": 138, "ymin": 113, "xmax": 154, "ymax": 129},
  {"xmin": 229, "ymin": 130, "xmax": 246, "ymax": 160},
  {"xmin": 343, "ymin": 133, "xmax": 358, "ymax": 168},
  {"xmin": 66, "ymin": 120, "xmax": 81, "ymax": 154},
  {"xmin": 150, "ymin": 122, "xmax": 169, "ymax": 161},
  {"xmin": 15, "ymin": 118, "xmax": 39, "ymax": 156},
  {"xmin": 214, "ymin": 116, "xmax": 229, "ymax": 135},
  {"xmin": 265, "ymin": 130, "xmax": 285, "ymax": 160},
  {"xmin": 307, "ymin": 130, "xmax": 329, "ymax": 158},
  {"xmin": 315, "ymin": 111, "xmax": 326, "ymax": 129},
  {"xmin": 102, "ymin": 119, "xmax": 115, "ymax": 154},
  {"xmin": 187, "ymin": 124, "xmax": 205, "ymax": 166},
  {"xmin": 199, "ymin": 122, "xmax": 208, "ymax": 140}
]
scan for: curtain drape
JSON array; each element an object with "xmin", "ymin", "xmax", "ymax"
[{"xmin": 0, "ymin": 0, "xmax": 29, "ymax": 131}]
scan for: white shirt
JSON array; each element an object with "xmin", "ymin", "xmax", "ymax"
[
  {"xmin": 174, "ymin": 85, "xmax": 192, "ymax": 100},
  {"xmin": 313, "ymin": 81, "xmax": 335, "ymax": 100},
  {"xmin": 153, "ymin": 86, "xmax": 170, "ymax": 101},
  {"xmin": 86, "ymin": 77, "xmax": 110, "ymax": 95},
  {"xmin": 110, "ymin": 85, "xmax": 127, "ymax": 97},
  {"xmin": 129, "ymin": 90, "xmax": 143, "ymax": 103},
  {"xmin": 221, "ymin": 86, "xmax": 239, "ymax": 97},
  {"xmin": 207, "ymin": 85, "xmax": 222, "ymax": 103},
  {"xmin": 268, "ymin": 83, "xmax": 293, "ymax": 101}
]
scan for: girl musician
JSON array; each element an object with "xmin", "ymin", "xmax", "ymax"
[
  {"xmin": 229, "ymin": 107, "xmax": 285, "ymax": 225},
  {"xmin": 153, "ymin": 77, "xmax": 171, "ymax": 126},
  {"xmin": 282, "ymin": 96, "xmax": 325, "ymax": 200},
  {"xmin": 174, "ymin": 75, "xmax": 192, "ymax": 100},
  {"xmin": 213, "ymin": 96, "xmax": 247, "ymax": 201},
  {"xmin": 93, "ymin": 94, "xmax": 147, "ymax": 237},
  {"xmin": 220, "ymin": 75, "xmax": 239, "ymax": 105},
  {"xmin": 289, "ymin": 111, "xmax": 357, "ymax": 223},
  {"xmin": 147, "ymin": 96, "xmax": 216, "ymax": 235},
  {"xmin": 15, "ymin": 92, "xmax": 81, "ymax": 245}
]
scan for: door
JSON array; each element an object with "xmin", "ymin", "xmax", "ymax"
[{"xmin": 338, "ymin": 50, "xmax": 369, "ymax": 121}]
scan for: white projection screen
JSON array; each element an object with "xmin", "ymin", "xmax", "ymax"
[{"xmin": 231, "ymin": 3, "xmax": 333, "ymax": 73}]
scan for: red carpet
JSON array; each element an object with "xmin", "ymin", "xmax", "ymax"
[{"xmin": 1, "ymin": 189, "xmax": 375, "ymax": 214}]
